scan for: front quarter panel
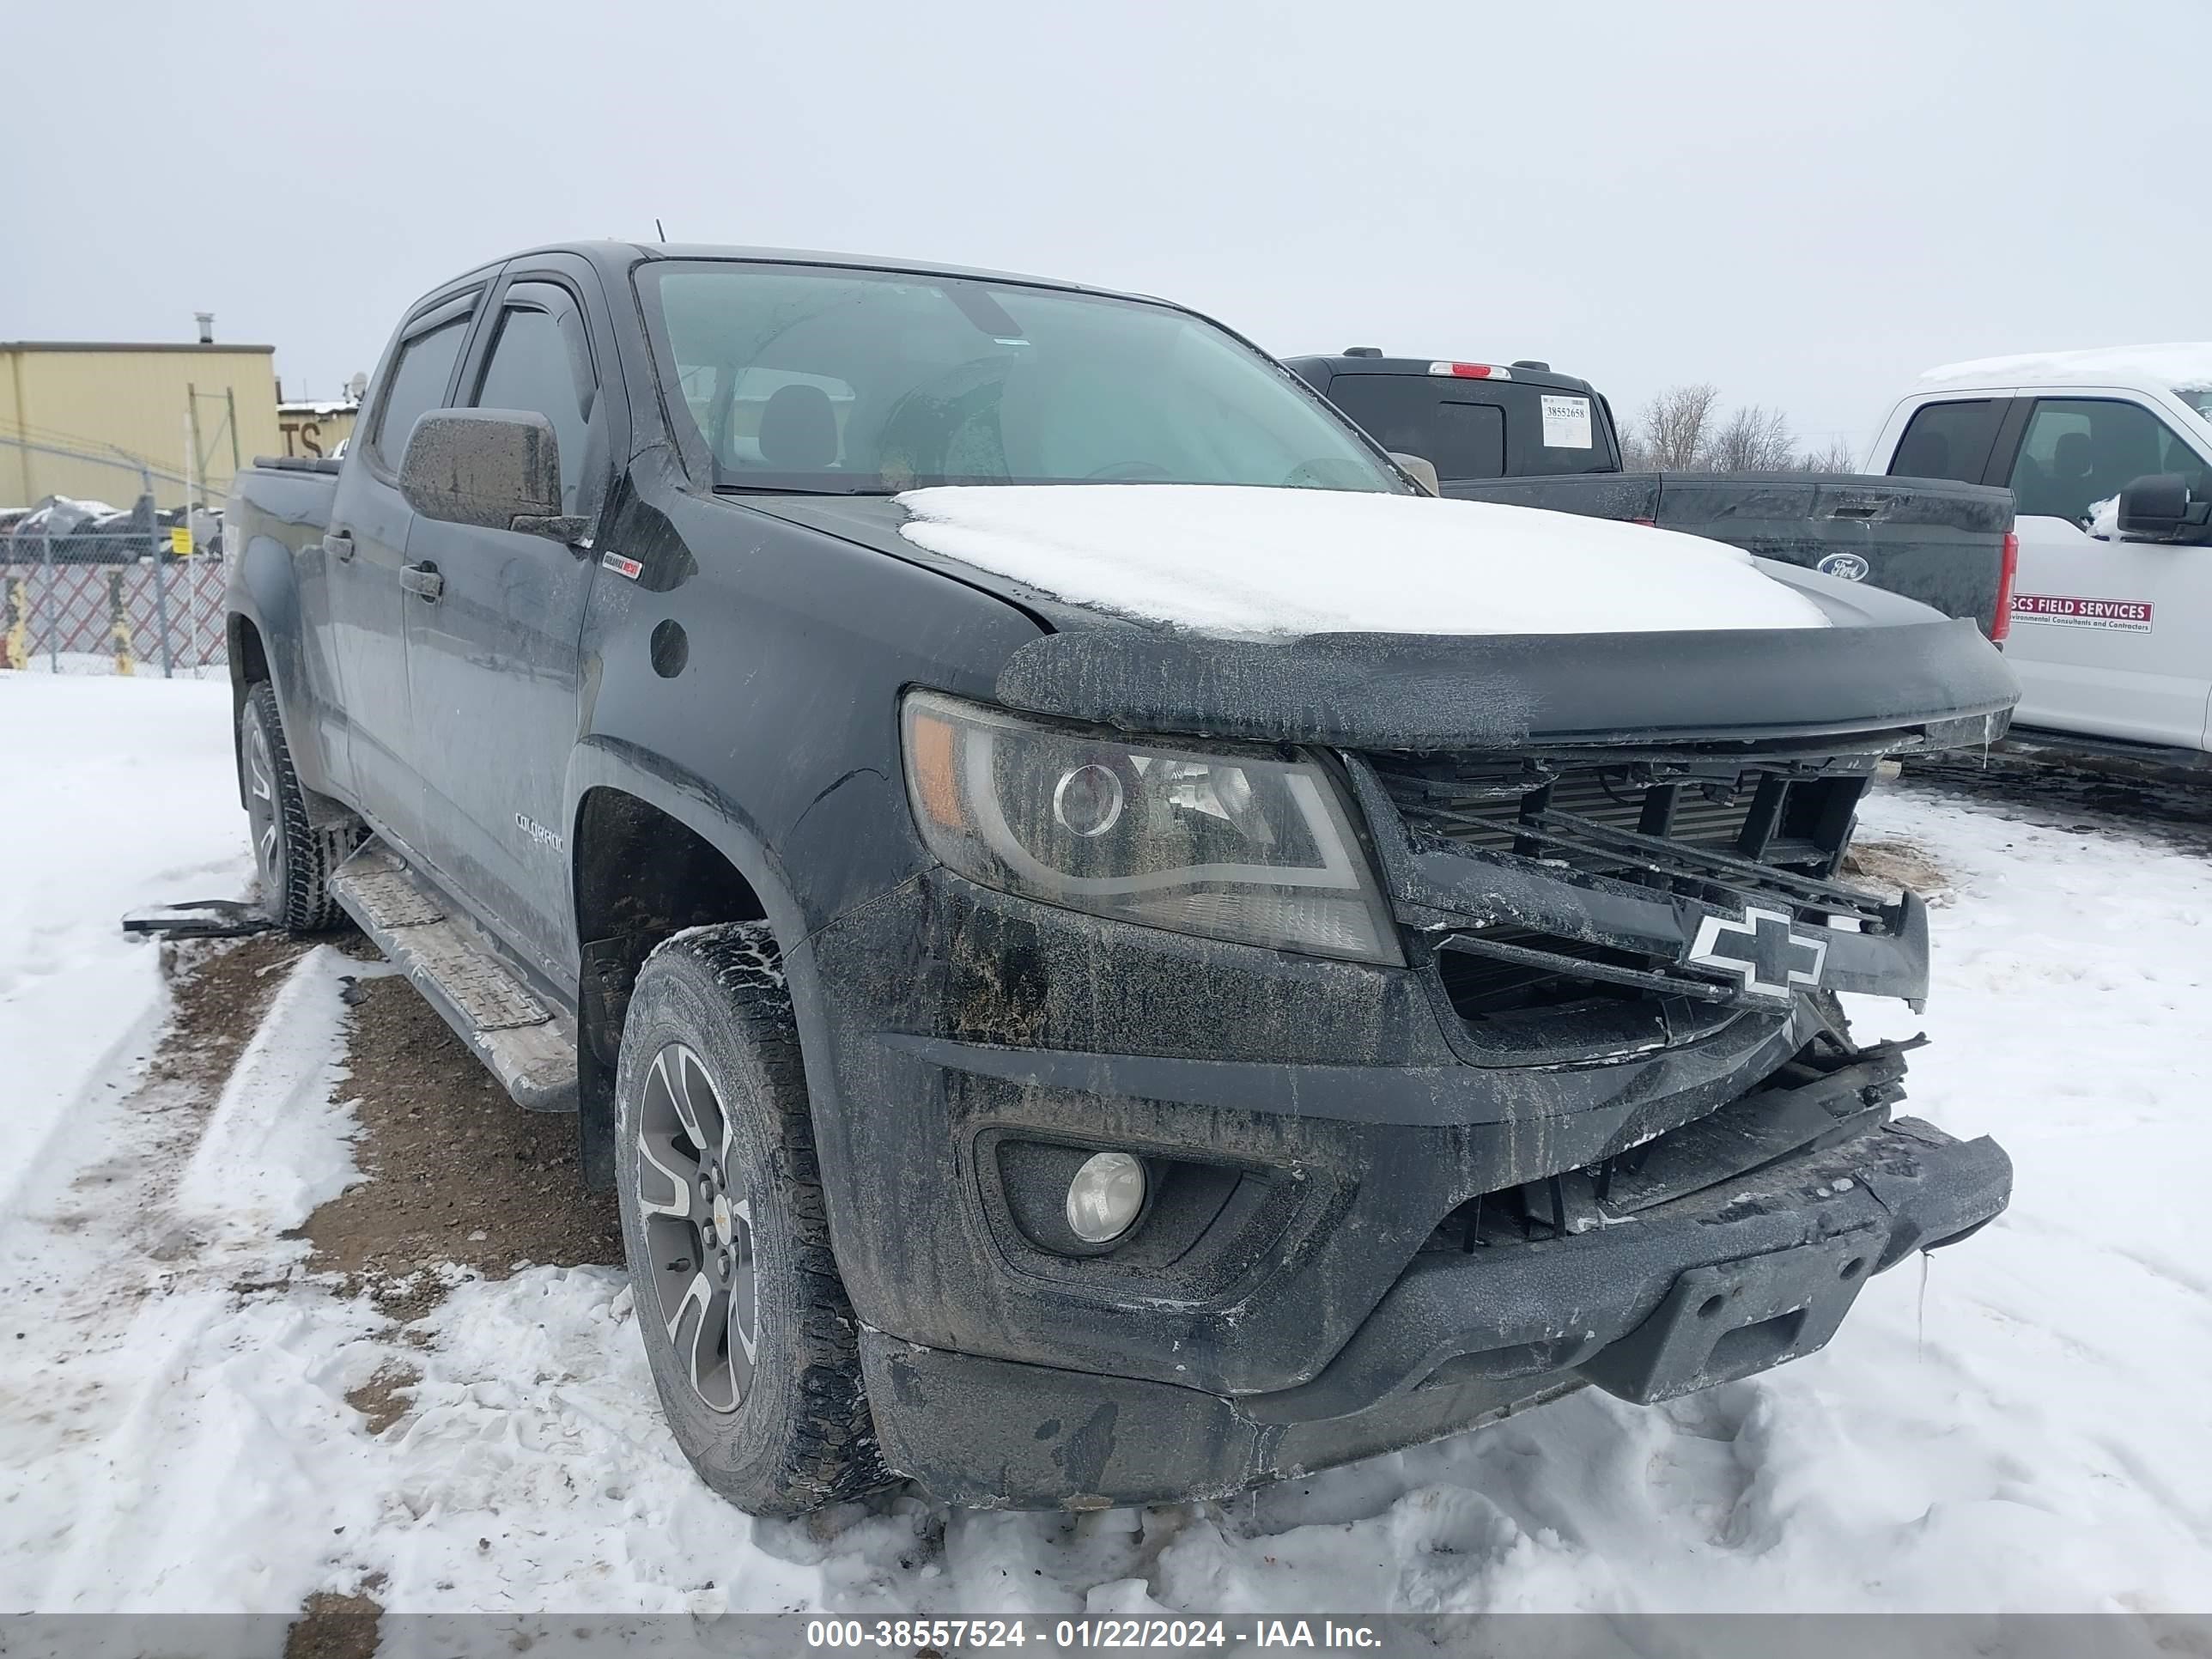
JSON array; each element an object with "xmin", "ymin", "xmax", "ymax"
[
  {"xmin": 575, "ymin": 462, "xmax": 1047, "ymax": 1273},
  {"xmin": 575, "ymin": 453, "xmax": 1042, "ymax": 938}
]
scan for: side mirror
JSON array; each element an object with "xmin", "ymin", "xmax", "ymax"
[
  {"xmin": 1390, "ymin": 452, "xmax": 1442, "ymax": 497},
  {"xmin": 398, "ymin": 409, "xmax": 587, "ymax": 541},
  {"xmin": 2115, "ymin": 472, "xmax": 2212, "ymax": 544}
]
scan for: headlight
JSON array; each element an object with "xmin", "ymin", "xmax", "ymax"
[{"xmin": 901, "ymin": 690, "xmax": 1402, "ymax": 965}]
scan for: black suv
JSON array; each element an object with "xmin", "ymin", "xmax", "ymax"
[{"xmin": 226, "ymin": 243, "xmax": 2016, "ymax": 1514}]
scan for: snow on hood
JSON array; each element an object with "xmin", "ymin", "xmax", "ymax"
[
  {"xmin": 1920, "ymin": 342, "xmax": 2212, "ymax": 393},
  {"xmin": 895, "ymin": 484, "xmax": 1829, "ymax": 638}
]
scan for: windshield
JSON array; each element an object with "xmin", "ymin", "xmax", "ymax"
[
  {"xmin": 635, "ymin": 262, "xmax": 1404, "ymax": 495},
  {"xmin": 2178, "ymin": 384, "xmax": 2212, "ymax": 424}
]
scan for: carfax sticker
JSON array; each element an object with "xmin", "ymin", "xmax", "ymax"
[
  {"xmin": 2011, "ymin": 592, "xmax": 2153, "ymax": 632},
  {"xmin": 1540, "ymin": 394, "xmax": 1592, "ymax": 449},
  {"xmin": 601, "ymin": 550, "xmax": 644, "ymax": 580}
]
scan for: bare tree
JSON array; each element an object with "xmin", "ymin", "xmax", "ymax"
[
  {"xmin": 1705, "ymin": 404, "xmax": 1797, "ymax": 472},
  {"xmin": 1632, "ymin": 383, "xmax": 1721, "ymax": 470},
  {"xmin": 1621, "ymin": 386, "xmax": 1863, "ymax": 475},
  {"xmin": 1793, "ymin": 436, "xmax": 1861, "ymax": 473}
]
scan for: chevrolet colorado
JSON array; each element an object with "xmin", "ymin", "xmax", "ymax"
[
  {"xmin": 226, "ymin": 243, "xmax": 2017, "ymax": 1515},
  {"xmin": 1285, "ymin": 350, "xmax": 2018, "ymax": 639}
]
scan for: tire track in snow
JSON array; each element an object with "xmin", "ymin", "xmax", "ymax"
[{"xmin": 0, "ymin": 941, "xmax": 386, "ymax": 1612}]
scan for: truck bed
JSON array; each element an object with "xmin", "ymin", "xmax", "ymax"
[
  {"xmin": 232, "ymin": 457, "xmax": 340, "ymax": 542},
  {"xmin": 1447, "ymin": 470, "xmax": 2013, "ymax": 635}
]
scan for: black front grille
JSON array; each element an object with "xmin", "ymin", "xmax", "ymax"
[
  {"xmin": 1369, "ymin": 750, "xmax": 1893, "ymax": 1044},
  {"xmin": 1433, "ymin": 927, "xmax": 1735, "ymax": 1017},
  {"xmin": 1374, "ymin": 753, "xmax": 1868, "ymax": 878},
  {"xmin": 1433, "ymin": 927, "xmax": 1658, "ymax": 1015},
  {"xmin": 1423, "ymin": 768, "xmax": 1764, "ymax": 854}
]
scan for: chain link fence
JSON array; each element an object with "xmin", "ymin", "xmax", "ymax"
[
  {"xmin": 1, "ymin": 547, "xmax": 227, "ymax": 678},
  {"xmin": 3, "ymin": 435, "xmax": 229, "ymax": 678}
]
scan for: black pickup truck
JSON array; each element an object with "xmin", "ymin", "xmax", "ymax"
[
  {"xmin": 1284, "ymin": 351, "xmax": 2018, "ymax": 639},
  {"xmin": 227, "ymin": 242, "xmax": 2016, "ymax": 1516}
]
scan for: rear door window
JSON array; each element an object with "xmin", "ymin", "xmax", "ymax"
[
  {"xmin": 1327, "ymin": 377, "xmax": 1503, "ymax": 479},
  {"xmin": 1887, "ymin": 398, "xmax": 2004, "ymax": 484},
  {"xmin": 370, "ymin": 318, "xmax": 469, "ymax": 470},
  {"xmin": 2008, "ymin": 398, "xmax": 2210, "ymax": 525},
  {"xmin": 1325, "ymin": 375, "xmax": 1609, "ymax": 480}
]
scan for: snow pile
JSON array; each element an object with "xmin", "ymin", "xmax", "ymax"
[
  {"xmin": 0, "ymin": 673, "xmax": 245, "ymax": 1212},
  {"xmin": 12, "ymin": 495, "xmax": 125, "ymax": 534},
  {"xmin": 171, "ymin": 948, "xmax": 365, "ymax": 1244},
  {"xmin": 1920, "ymin": 342, "xmax": 2212, "ymax": 396},
  {"xmin": 896, "ymin": 484, "xmax": 1830, "ymax": 638}
]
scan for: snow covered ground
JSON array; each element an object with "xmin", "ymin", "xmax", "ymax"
[
  {"xmin": 0, "ymin": 674, "xmax": 247, "ymax": 1214},
  {"xmin": 2, "ymin": 672, "xmax": 2209, "ymax": 1626}
]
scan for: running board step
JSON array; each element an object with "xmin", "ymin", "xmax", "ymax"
[{"xmin": 330, "ymin": 840, "xmax": 578, "ymax": 1113}]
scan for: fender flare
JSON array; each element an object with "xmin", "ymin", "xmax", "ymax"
[
  {"xmin": 562, "ymin": 736, "xmax": 842, "ymax": 1073},
  {"xmin": 228, "ymin": 532, "xmax": 324, "ymax": 800},
  {"xmin": 563, "ymin": 737, "xmax": 837, "ymax": 1193},
  {"xmin": 563, "ymin": 734, "xmax": 808, "ymax": 951}
]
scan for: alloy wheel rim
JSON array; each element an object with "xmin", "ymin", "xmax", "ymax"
[
  {"xmin": 245, "ymin": 717, "xmax": 281, "ymax": 896},
  {"xmin": 635, "ymin": 1042, "xmax": 760, "ymax": 1413}
]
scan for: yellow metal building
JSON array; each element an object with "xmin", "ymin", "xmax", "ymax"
[
  {"xmin": 1, "ymin": 339, "xmax": 284, "ymax": 513},
  {"xmin": 276, "ymin": 398, "xmax": 359, "ymax": 461}
]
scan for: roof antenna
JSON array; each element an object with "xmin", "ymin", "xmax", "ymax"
[{"xmin": 655, "ymin": 217, "xmax": 667, "ymax": 242}]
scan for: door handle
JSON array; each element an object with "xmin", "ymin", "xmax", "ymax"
[
  {"xmin": 323, "ymin": 528, "xmax": 356, "ymax": 562},
  {"xmin": 399, "ymin": 562, "xmax": 445, "ymax": 602}
]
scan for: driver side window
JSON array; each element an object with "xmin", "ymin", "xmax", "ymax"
[
  {"xmin": 471, "ymin": 283, "xmax": 602, "ymax": 514},
  {"xmin": 2009, "ymin": 398, "xmax": 2209, "ymax": 526}
]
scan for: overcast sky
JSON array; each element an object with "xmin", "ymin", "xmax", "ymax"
[{"xmin": 4, "ymin": 0, "xmax": 2206, "ymax": 459}]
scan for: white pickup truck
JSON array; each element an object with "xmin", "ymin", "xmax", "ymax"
[{"xmin": 1869, "ymin": 345, "xmax": 2212, "ymax": 759}]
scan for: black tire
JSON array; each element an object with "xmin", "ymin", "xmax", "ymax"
[
  {"xmin": 240, "ymin": 682, "xmax": 342, "ymax": 933},
  {"xmin": 613, "ymin": 923, "xmax": 891, "ymax": 1516}
]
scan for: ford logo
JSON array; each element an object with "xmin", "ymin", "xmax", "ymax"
[{"xmin": 1817, "ymin": 552, "xmax": 1870, "ymax": 581}]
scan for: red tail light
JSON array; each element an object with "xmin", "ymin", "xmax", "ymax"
[
  {"xmin": 1428, "ymin": 361, "xmax": 1511, "ymax": 380},
  {"xmin": 1990, "ymin": 529, "xmax": 2018, "ymax": 644}
]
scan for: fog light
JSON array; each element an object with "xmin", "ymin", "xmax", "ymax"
[{"xmin": 1065, "ymin": 1152, "xmax": 1146, "ymax": 1244}]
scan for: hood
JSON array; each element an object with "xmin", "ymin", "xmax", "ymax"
[
  {"xmin": 732, "ymin": 485, "xmax": 2018, "ymax": 751},
  {"xmin": 892, "ymin": 483, "xmax": 1832, "ymax": 637}
]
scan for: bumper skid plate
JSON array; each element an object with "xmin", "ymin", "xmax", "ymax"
[{"xmin": 1577, "ymin": 1226, "xmax": 1881, "ymax": 1404}]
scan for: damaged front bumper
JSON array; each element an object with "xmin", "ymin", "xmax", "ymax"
[
  {"xmin": 861, "ymin": 1112, "xmax": 2009, "ymax": 1510},
  {"xmin": 787, "ymin": 725, "xmax": 2012, "ymax": 1509}
]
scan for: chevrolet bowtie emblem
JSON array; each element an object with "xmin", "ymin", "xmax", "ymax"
[{"xmin": 1684, "ymin": 905, "xmax": 1827, "ymax": 1000}]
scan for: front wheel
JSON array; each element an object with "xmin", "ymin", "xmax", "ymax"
[{"xmin": 613, "ymin": 923, "xmax": 891, "ymax": 1515}]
